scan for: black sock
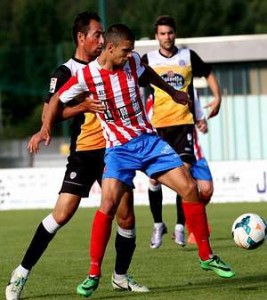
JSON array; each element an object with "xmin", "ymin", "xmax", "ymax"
[
  {"xmin": 115, "ymin": 232, "xmax": 136, "ymax": 275},
  {"xmin": 148, "ymin": 188, "xmax": 163, "ymax": 223},
  {"xmin": 21, "ymin": 222, "xmax": 56, "ymax": 270},
  {"xmin": 176, "ymin": 194, "xmax": 185, "ymax": 226}
]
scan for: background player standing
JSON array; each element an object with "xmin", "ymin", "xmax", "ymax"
[{"xmin": 142, "ymin": 15, "xmax": 221, "ymax": 248}]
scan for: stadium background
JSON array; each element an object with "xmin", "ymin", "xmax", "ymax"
[{"xmin": 0, "ymin": 0, "xmax": 267, "ymax": 209}]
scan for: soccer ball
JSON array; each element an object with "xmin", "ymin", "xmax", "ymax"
[{"xmin": 231, "ymin": 213, "xmax": 267, "ymax": 250}]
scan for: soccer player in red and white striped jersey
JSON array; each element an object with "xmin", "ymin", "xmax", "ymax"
[
  {"xmin": 28, "ymin": 23, "xmax": 235, "ymax": 298},
  {"xmin": 59, "ymin": 52, "xmax": 156, "ymax": 147}
]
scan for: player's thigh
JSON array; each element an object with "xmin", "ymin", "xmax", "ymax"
[{"xmin": 156, "ymin": 166, "xmax": 198, "ymax": 201}]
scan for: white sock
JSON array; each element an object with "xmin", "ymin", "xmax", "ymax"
[
  {"xmin": 113, "ymin": 271, "xmax": 126, "ymax": 280},
  {"xmin": 154, "ymin": 222, "xmax": 163, "ymax": 228},
  {"xmin": 117, "ymin": 226, "xmax": 136, "ymax": 239},
  {"xmin": 42, "ymin": 213, "xmax": 61, "ymax": 234},
  {"xmin": 16, "ymin": 265, "xmax": 30, "ymax": 277},
  {"xmin": 175, "ymin": 224, "xmax": 185, "ymax": 231}
]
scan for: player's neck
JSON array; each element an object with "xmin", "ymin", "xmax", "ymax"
[
  {"xmin": 74, "ymin": 48, "xmax": 96, "ymax": 63},
  {"xmin": 159, "ymin": 46, "xmax": 177, "ymax": 58},
  {"xmin": 97, "ymin": 56, "xmax": 115, "ymax": 71}
]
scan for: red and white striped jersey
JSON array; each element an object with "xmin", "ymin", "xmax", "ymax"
[
  {"xmin": 59, "ymin": 52, "xmax": 156, "ymax": 147},
  {"xmin": 193, "ymin": 127, "xmax": 204, "ymax": 160}
]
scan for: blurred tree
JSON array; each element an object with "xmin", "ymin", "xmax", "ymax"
[
  {"xmin": 250, "ymin": 0, "xmax": 267, "ymax": 33},
  {"xmin": 0, "ymin": 0, "xmax": 266, "ymax": 138}
]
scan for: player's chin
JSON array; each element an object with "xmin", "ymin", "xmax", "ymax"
[
  {"xmin": 120, "ymin": 60, "xmax": 128, "ymax": 66},
  {"xmin": 94, "ymin": 48, "xmax": 103, "ymax": 56},
  {"xmin": 164, "ymin": 42, "xmax": 174, "ymax": 49}
]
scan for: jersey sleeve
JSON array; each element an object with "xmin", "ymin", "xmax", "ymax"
[
  {"xmin": 141, "ymin": 53, "xmax": 148, "ymax": 64},
  {"xmin": 58, "ymin": 68, "xmax": 88, "ymax": 104},
  {"xmin": 44, "ymin": 65, "xmax": 72, "ymax": 104},
  {"xmin": 132, "ymin": 52, "xmax": 146, "ymax": 77},
  {"xmin": 193, "ymin": 89, "xmax": 205, "ymax": 121},
  {"xmin": 190, "ymin": 50, "xmax": 212, "ymax": 78}
]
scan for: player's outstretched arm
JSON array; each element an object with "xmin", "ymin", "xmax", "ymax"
[
  {"xmin": 28, "ymin": 92, "xmax": 62, "ymax": 153},
  {"xmin": 203, "ymin": 72, "xmax": 222, "ymax": 119},
  {"xmin": 143, "ymin": 64, "xmax": 188, "ymax": 105},
  {"xmin": 27, "ymin": 130, "xmax": 51, "ymax": 153},
  {"xmin": 61, "ymin": 96, "xmax": 105, "ymax": 120}
]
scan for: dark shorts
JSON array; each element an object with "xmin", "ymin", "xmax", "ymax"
[
  {"xmin": 156, "ymin": 124, "xmax": 196, "ymax": 165},
  {"xmin": 59, "ymin": 148, "xmax": 105, "ymax": 197}
]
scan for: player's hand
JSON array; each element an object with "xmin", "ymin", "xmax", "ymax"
[
  {"xmin": 80, "ymin": 97, "xmax": 105, "ymax": 114},
  {"xmin": 204, "ymin": 97, "xmax": 221, "ymax": 119},
  {"xmin": 172, "ymin": 90, "xmax": 189, "ymax": 106},
  {"xmin": 27, "ymin": 129, "xmax": 51, "ymax": 153},
  {"xmin": 196, "ymin": 118, "xmax": 208, "ymax": 134}
]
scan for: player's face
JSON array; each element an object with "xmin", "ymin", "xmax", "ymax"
[
  {"xmin": 155, "ymin": 25, "xmax": 176, "ymax": 51},
  {"xmin": 112, "ymin": 40, "xmax": 135, "ymax": 67},
  {"xmin": 81, "ymin": 20, "xmax": 104, "ymax": 60}
]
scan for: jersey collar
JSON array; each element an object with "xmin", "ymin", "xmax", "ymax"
[
  {"xmin": 158, "ymin": 46, "xmax": 178, "ymax": 59},
  {"xmin": 72, "ymin": 56, "xmax": 88, "ymax": 65}
]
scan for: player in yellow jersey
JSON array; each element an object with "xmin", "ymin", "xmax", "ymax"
[
  {"xmin": 6, "ymin": 12, "xmax": 148, "ymax": 300},
  {"xmin": 142, "ymin": 15, "xmax": 221, "ymax": 248}
]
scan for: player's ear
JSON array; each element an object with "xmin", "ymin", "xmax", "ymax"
[
  {"xmin": 77, "ymin": 32, "xmax": 85, "ymax": 44},
  {"xmin": 106, "ymin": 42, "xmax": 115, "ymax": 53}
]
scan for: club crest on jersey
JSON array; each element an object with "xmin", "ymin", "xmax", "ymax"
[
  {"xmin": 70, "ymin": 172, "xmax": 77, "ymax": 179},
  {"xmin": 179, "ymin": 60, "xmax": 186, "ymax": 66},
  {"xmin": 49, "ymin": 78, "xmax": 57, "ymax": 93},
  {"xmin": 187, "ymin": 133, "xmax": 192, "ymax": 141}
]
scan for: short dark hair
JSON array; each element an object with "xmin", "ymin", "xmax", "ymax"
[
  {"xmin": 154, "ymin": 15, "xmax": 176, "ymax": 34},
  {"xmin": 72, "ymin": 11, "xmax": 101, "ymax": 46},
  {"xmin": 104, "ymin": 24, "xmax": 135, "ymax": 47}
]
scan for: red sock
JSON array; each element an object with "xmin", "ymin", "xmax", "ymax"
[
  {"xmin": 182, "ymin": 202, "xmax": 212, "ymax": 260},
  {"xmin": 89, "ymin": 210, "xmax": 113, "ymax": 276}
]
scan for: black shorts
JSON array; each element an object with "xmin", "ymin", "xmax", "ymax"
[
  {"xmin": 156, "ymin": 125, "xmax": 196, "ymax": 165},
  {"xmin": 59, "ymin": 148, "xmax": 105, "ymax": 197}
]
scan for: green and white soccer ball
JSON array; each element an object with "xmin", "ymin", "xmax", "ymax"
[{"xmin": 231, "ymin": 213, "xmax": 267, "ymax": 250}]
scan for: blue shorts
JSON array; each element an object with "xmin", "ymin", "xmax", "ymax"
[
  {"xmin": 190, "ymin": 157, "xmax": 212, "ymax": 181},
  {"xmin": 103, "ymin": 134, "xmax": 183, "ymax": 187}
]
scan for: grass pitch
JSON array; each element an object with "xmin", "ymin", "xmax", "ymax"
[{"xmin": 1, "ymin": 202, "xmax": 267, "ymax": 300}]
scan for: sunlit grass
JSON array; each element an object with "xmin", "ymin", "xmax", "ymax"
[{"xmin": 1, "ymin": 202, "xmax": 267, "ymax": 300}]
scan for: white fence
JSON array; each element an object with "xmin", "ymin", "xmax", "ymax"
[{"xmin": 0, "ymin": 160, "xmax": 266, "ymax": 210}]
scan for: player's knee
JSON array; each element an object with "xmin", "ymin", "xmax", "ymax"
[
  {"xmin": 53, "ymin": 211, "xmax": 72, "ymax": 226},
  {"xmin": 117, "ymin": 214, "xmax": 135, "ymax": 229},
  {"xmin": 199, "ymin": 186, "xmax": 214, "ymax": 205},
  {"xmin": 181, "ymin": 180, "xmax": 198, "ymax": 200},
  {"xmin": 100, "ymin": 200, "xmax": 119, "ymax": 218}
]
